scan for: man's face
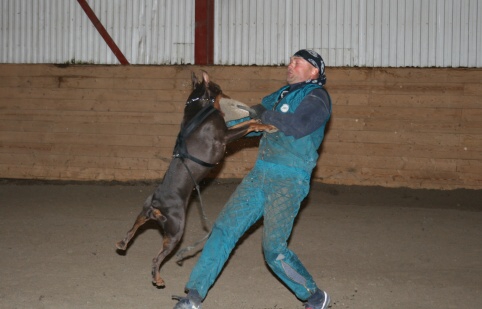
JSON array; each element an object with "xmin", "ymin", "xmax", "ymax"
[{"xmin": 286, "ymin": 56, "xmax": 319, "ymax": 84}]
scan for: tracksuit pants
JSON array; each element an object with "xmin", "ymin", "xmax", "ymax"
[{"xmin": 185, "ymin": 160, "xmax": 319, "ymax": 301}]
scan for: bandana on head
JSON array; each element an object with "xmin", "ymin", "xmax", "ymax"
[{"xmin": 293, "ymin": 49, "xmax": 327, "ymax": 86}]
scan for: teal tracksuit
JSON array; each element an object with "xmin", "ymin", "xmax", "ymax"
[{"xmin": 186, "ymin": 83, "xmax": 331, "ymax": 301}]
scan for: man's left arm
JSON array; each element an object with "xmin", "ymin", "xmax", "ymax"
[{"xmin": 260, "ymin": 88, "xmax": 331, "ymax": 139}]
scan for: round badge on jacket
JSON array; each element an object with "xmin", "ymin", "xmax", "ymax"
[{"xmin": 280, "ymin": 104, "xmax": 289, "ymax": 113}]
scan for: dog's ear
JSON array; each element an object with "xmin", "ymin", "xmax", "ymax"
[
  {"xmin": 202, "ymin": 70, "xmax": 210, "ymax": 85},
  {"xmin": 191, "ymin": 72, "xmax": 199, "ymax": 89}
]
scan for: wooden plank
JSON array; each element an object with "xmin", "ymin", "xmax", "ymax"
[
  {"xmin": 0, "ymin": 164, "xmax": 163, "ymax": 181},
  {"xmin": 0, "ymin": 110, "xmax": 183, "ymax": 126},
  {"xmin": 0, "ymin": 98, "xmax": 184, "ymax": 113},
  {"xmin": 328, "ymin": 82, "xmax": 465, "ymax": 96},
  {"xmin": 0, "ymin": 86, "xmax": 189, "ymax": 102},
  {"xmin": 0, "ymin": 142, "xmax": 173, "ymax": 160},
  {"xmin": 327, "ymin": 130, "xmax": 461, "ymax": 147},
  {"xmin": 319, "ymin": 153, "xmax": 459, "ymax": 172},
  {"xmin": 464, "ymin": 83, "xmax": 482, "ymax": 96},
  {"xmin": 0, "ymin": 131, "xmax": 176, "ymax": 148},
  {"xmin": 0, "ymin": 64, "xmax": 192, "ymax": 79},
  {"xmin": 333, "ymin": 105, "xmax": 462, "ymax": 122},
  {"xmin": 457, "ymin": 159, "xmax": 482, "ymax": 174},
  {"xmin": 321, "ymin": 140, "xmax": 482, "ymax": 160},
  {"xmin": 0, "ymin": 65, "xmax": 480, "ymax": 189},
  {"xmin": 368, "ymin": 94, "xmax": 482, "ymax": 109}
]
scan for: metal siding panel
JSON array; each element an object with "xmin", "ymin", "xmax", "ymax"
[
  {"xmin": 335, "ymin": 0, "xmax": 345, "ymax": 66},
  {"xmin": 396, "ymin": 0, "xmax": 405, "ymax": 66},
  {"xmin": 0, "ymin": 0, "xmax": 195, "ymax": 64},
  {"xmin": 405, "ymin": 0, "xmax": 414, "ymax": 67},
  {"xmin": 171, "ymin": 0, "xmax": 179, "ymax": 64},
  {"xmin": 329, "ymin": 0, "xmax": 337, "ymax": 65},
  {"xmin": 213, "ymin": 0, "xmax": 219, "ymax": 63},
  {"xmin": 230, "ymin": 0, "xmax": 237, "ymax": 64},
  {"xmin": 278, "ymin": 0, "xmax": 287, "ymax": 63},
  {"xmin": 366, "ymin": 0, "xmax": 375, "ymax": 67},
  {"xmin": 458, "ymin": 0, "xmax": 469, "ymax": 66},
  {"xmin": 1, "ymin": 1, "xmax": 6, "ymax": 62},
  {"xmin": 273, "ymin": 0, "xmax": 281, "ymax": 64},
  {"xmin": 327, "ymin": 0, "xmax": 336, "ymax": 65},
  {"xmin": 467, "ymin": 0, "xmax": 476, "ymax": 66},
  {"xmin": 233, "ymin": 0, "xmax": 243, "ymax": 65},
  {"xmin": 89, "ymin": 0, "xmax": 100, "ymax": 63},
  {"xmin": 263, "ymin": 0, "xmax": 271, "ymax": 64},
  {"xmin": 14, "ymin": 0, "xmax": 21, "ymax": 63},
  {"xmin": 358, "ymin": 0, "xmax": 367, "ymax": 66},
  {"xmin": 342, "ymin": 0, "xmax": 352, "ymax": 66},
  {"xmin": 176, "ymin": 0, "xmax": 182, "ymax": 64},
  {"xmin": 372, "ymin": 0, "xmax": 382, "ymax": 66},
  {"xmin": 435, "ymin": 1, "xmax": 444, "ymax": 66},
  {"xmin": 300, "ymin": 0, "xmax": 307, "ymax": 54},
  {"xmin": 162, "ymin": 0, "xmax": 175, "ymax": 64},
  {"xmin": 255, "ymin": 0, "xmax": 263, "ymax": 64},
  {"xmin": 387, "ymin": 0, "xmax": 396, "ymax": 67},
  {"xmin": 452, "ymin": 0, "xmax": 461, "ymax": 67},
  {"xmin": 475, "ymin": 0, "xmax": 480, "ymax": 67},
  {"xmin": 242, "ymin": 0, "xmax": 250, "ymax": 65},
  {"xmin": 160, "ymin": 0, "xmax": 168, "ymax": 63},
  {"xmin": 477, "ymin": 0, "xmax": 482, "ymax": 67},
  {"xmin": 38, "ymin": 1, "xmax": 46, "ymax": 62},
  {"xmin": 131, "ymin": 0, "xmax": 140, "ymax": 64},
  {"xmin": 428, "ymin": 0, "xmax": 437, "ymax": 67},
  {"xmin": 443, "ymin": 0, "xmax": 452, "ymax": 67},
  {"xmin": 1, "ymin": 0, "xmax": 481, "ymax": 67},
  {"xmin": 420, "ymin": 0, "xmax": 429, "ymax": 67},
  {"xmin": 304, "ymin": 0, "xmax": 314, "ymax": 51},
  {"xmin": 20, "ymin": 0, "xmax": 26, "ymax": 63},
  {"xmin": 247, "ymin": 0, "xmax": 256, "ymax": 64},
  {"xmin": 284, "ymin": 0, "xmax": 293, "ymax": 63},
  {"xmin": 320, "ymin": 0, "xmax": 330, "ymax": 65},
  {"xmin": 380, "ymin": 0, "xmax": 390, "ymax": 66},
  {"xmin": 106, "ymin": 0, "xmax": 115, "ymax": 63},
  {"xmin": 291, "ymin": 0, "xmax": 301, "ymax": 53},
  {"xmin": 144, "ymin": 0, "xmax": 151, "ymax": 63},
  {"xmin": 215, "ymin": 0, "xmax": 480, "ymax": 67},
  {"xmin": 219, "ymin": 0, "xmax": 230, "ymax": 64},
  {"xmin": 172, "ymin": 0, "xmax": 178, "ymax": 64},
  {"xmin": 349, "ymin": 0, "xmax": 357, "ymax": 66}
]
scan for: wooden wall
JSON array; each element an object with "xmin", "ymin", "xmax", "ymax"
[{"xmin": 0, "ymin": 64, "xmax": 480, "ymax": 190}]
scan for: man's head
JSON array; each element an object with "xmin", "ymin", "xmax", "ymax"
[{"xmin": 286, "ymin": 49, "xmax": 325, "ymax": 85}]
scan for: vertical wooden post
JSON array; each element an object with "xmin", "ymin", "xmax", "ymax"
[{"xmin": 195, "ymin": 0, "xmax": 214, "ymax": 65}]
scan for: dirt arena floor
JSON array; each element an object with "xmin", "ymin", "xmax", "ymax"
[{"xmin": 0, "ymin": 179, "xmax": 481, "ymax": 309}]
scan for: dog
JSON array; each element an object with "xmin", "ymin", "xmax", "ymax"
[{"xmin": 116, "ymin": 71, "xmax": 276, "ymax": 287}]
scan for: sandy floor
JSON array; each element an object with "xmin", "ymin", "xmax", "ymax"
[{"xmin": 0, "ymin": 180, "xmax": 481, "ymax": 309}]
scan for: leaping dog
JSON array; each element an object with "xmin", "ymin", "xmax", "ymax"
[{"xmin": 116, "ymin": 71, "xmax": 276, "ymax": 287}]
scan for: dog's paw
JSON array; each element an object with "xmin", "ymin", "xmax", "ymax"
[{"xmin": 116, "ymin": 240, "xmax": 127, "ymax": 250}]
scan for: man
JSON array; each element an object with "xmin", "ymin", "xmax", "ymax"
[{"xmin": 173, "ymin": 49, "xmax": 332, "ymax": 309}]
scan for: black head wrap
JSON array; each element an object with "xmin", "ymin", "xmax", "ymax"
[{"xmin": 293, "ymin": 49, "xmax": 327, "ymax": 86}]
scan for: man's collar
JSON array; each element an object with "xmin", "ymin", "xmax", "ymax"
[
  {"xmin": 287, "ymin": 81, "xmax": 305, "ymax": 91},
  {"xmin": 287, "ymin": 80, "xmax": 315, "ymax": 91}
]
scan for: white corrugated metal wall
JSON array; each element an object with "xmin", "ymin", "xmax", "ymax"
[
  {"xmin": 1, "ymin": 0, "xmax": 481, "ymax": 67},
  {"xmin": 214, "ymin": 0, "xmax": 482, "ymax": 67},
  {"xmin": 0, "ymin": 0, "xmax": 194, "ymax": 64}
]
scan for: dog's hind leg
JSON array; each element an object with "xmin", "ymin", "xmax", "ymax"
[
  {"xmin": 116, "ymin": 212, "xmax": 149, "ymax": 250},
  {"xmin": 116, "ymin": 194, "xmax": 166, "ymax": 251},
  {"xmin": 151, "ymin": 213, "xmax": 185, "ymax": 287}
]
